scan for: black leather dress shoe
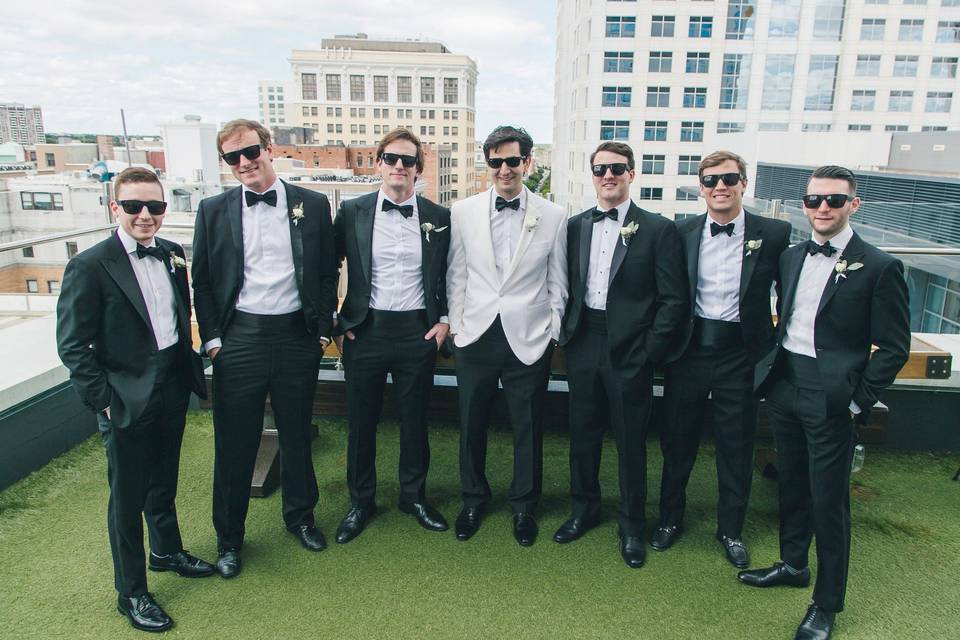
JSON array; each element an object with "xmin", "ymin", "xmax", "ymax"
[
  {"xmin": 216, "ymin": 548, "xmax": 241, "ymax": 579},
  {"xmin": 149, "ymin": 550, "xmax": 216, "ymax": 578},
  {"xmin": 553, "ymin": 516, "xmax": 596, "ymax": 544},
  {"xmin": 291, "ymin": 524, "xmax": 327, "ymax": 551},
  {"xmin": 718, "ymin": 535, "xmax": 750, "ymax": 568},
  {"xmin": 399, "ymin": 502, "xmax": 449, "ymax": 532},
  {"xmin": 619, "ymin": 532, "xmax": 646, "ymax": 568},
  {"xmin": 336, "ymin": 507, "xmax": 372, "ymax": 544},
  {"xmin": 455, "ymin": 506, "xmax": 483, "ymax": 541},
  {"xmin": 650, "ymin": 525, "xmax": 682, "ymax": 551},
  {"xmin": 513, "ymin": 513, "xmax": 538, "ymax": 547},
  {"xmin": 117, "ymin": 593, "xmax": 173, "ymax": 632},
  {"xmin": 737, "ymin": 562, "xmax": 811, "ymax": 588},
  {"xmin": 795, "ymin": 604, "xmax": 835, "ymax": 640}
]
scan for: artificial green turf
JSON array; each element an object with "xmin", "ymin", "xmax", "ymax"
[{"xmin": 0, "ymin": 413, "xmax": 958, "ymax": 639}]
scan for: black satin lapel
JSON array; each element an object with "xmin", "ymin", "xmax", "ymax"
[
  {"xmin": 228, "ymin": 187, "xmax": 243, "ymax": 266},
  {"xmin": 101, "ymin": 236, "xmax": 151, "ymax": 331},
  {"xmin": 686, "ymin": 215, "xmax": 705, "ymax": 309},
  {"xmin": 780, "ymin": 249, "xmax": 805, "ymax": 326},
  {"xmin": 817, "ymin": 233, "xmax": 865, "ymax": 317},
  {"xmin": 739, "ymin": 214, "xmax": 762, "ymax": 303},
  {"xmin": 578, "ymin": 214, "xmax": 592, "ymax": 288},
  {"xmin": 356, "ymin": 198, "xmax": 375, "ymax": 285},
  {"xmin": 417, "ymin": 197, "xmax": 435, "ymax": 300},
  {"xmin": 288, "ymin": 195, "xmax": 305, "ymax": 298},
  {"xmin": 158, "ymin": 240, "xmax": 191, "ymax": 338},
  {"xmin": 608, "ymin": 206, "xmax": 636, "ymax": 286}
]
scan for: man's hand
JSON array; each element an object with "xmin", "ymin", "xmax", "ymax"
[
  {"xmin": 208, "ymin": 346, "xmax": 221, "ymax": 360},
  {"xmin": 334, "ymin": 330, "xmax": 355, "ymax": 354},
  {"xmin": 425, "ymin": 322, "xmax": 450, "ymax": 349}
]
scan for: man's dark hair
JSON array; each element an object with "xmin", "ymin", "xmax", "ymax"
[
  {"xmin": 483, "ymin": 125, "xmax": 534, "ymax": 160},
  {"xmin": 809, "ymin": 165, "xmax": 857, "ymax": 195},
  {"xmin": 113, "ymin": 166, "xmax": 162, "ymax": 200},
  {"xmin": 589, "ymin": 142, "xmax": 635, "ymax": 170}
]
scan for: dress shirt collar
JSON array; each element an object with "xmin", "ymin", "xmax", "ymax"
[
  {"xmin": 705, "ymin": 209, "xmax": 745, "ymax": 237},
  {"xmin": 596, "ymin": 197, "xmax": 631, "ymax": 222},
  {"xmin": 241, "ymin": 177, "xmax": 283, "ymax": 206},
  {"xmin": 376, "ymin": 188, "xmax": 418, "ymax": 214},
  {"xmin": 491, "ymin": 187, "xmax": 527, "ymax": 214},
  {"xmin": 116, "ymin": 225, "xmax": 156, "ymax": 254},
  {"xmin": 813, "ymin": 224, "xmax": 853, "ymax": 254}
]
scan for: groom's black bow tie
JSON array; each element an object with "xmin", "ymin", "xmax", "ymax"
[
  {"xmin": 710, "ymin": 222, "xmax": 735, "ymax": 237},
  {"xmin": 382, "ymin": 200, "xmax": 414, "ymax": 218},
  {"xmin": 136, "ymin": 244, "xmax": 166, "ymax": 262},
  {"xmin": 591, "ymin": 208, "xmax": 618, "ymax": 223},
  {"xmin": 806, "ymin": 240, "xmax": 837, "ymax": 257},
  {"xmin": 495, "ymin": 196, "xmax": 521, "ymax": 211},
  {"xmin": 245, "ymin": 190, "xmax": 278, "ymax": 207}
]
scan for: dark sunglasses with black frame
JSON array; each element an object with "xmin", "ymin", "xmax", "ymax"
[
  {"xmin": 379, "ymin": 152, "xmax": 418, "ymax": 168},
  {"xmin": 487, "ymin": 156, "xmax": 526, "ymax": 169},
  {"xmin": 117, "ymin": 200, "xmax": 168, "ymax": 215},
  {"xmin": 802, "ymin": 193, "xmax": 852, "ymax": 209},
  {"xmin": 220, "ymin": 144, "xmax": 263, "ymax": 166},
  {"xmin": 699, "ymin": 172, "xmax": 744, "ymax": 188},
  {"xmin": 591, "ymin": 163, "xmax": 630, "ymax": 177}
]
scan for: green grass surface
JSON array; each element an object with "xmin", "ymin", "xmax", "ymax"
[{"xmin": 1, "ymin": 413, "xmax": 958, "ymax": 639}]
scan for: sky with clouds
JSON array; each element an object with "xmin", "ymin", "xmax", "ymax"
[{"xmin": 1, "ymin": 0, "xmax": 558, "ymax": 142}]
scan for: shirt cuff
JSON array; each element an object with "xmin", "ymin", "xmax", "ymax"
[
  {"xmin": 438, "ymin": 315, "xmax": 449, "ymax": 325},
  {"xmin": 203, "ymin": 338, "xmax": 222, "ymax": 354},
  {"xmin": 849, "ymin": 400, "xmax": 861, "ymax": 415}
]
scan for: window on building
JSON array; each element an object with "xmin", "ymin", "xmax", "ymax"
[
  {"xmin": 373, "ymin": 76, "xmax": 388, "ymax": 102},
  {"xmin": 648, "ymin": 51, "xmax": 673, "ymax": 72},
  {"xmin": 21, "ymin": 192, "xmax": 64, "ymax": 211},
  {"xmin": 847, "ymin": 124, "xmax": 873, "ymax": 131},
  {"xmin": 804, "ymin": 55, "xmax": 839, "ymax": 111},
  {"xmin": 26, "ymin": 280, "xmax": 38, "ymax": 293},
  {"xmin": 683, "ymin": 87, "xmax": 708, "ymax": 108},
  {"xmin": 602, "ymin": 86, "xmax": 632, "ymax": 107},
  {"xmin": 643, "ymin": 120, "xmax": 668, "ymax": 141},
  {"xmin": 851, "ymin": 90, "xmax": 876, "ymax": 111},
  {"xmin": 650, "ymin": 16, "xmax": 674, "ymax": 37},
  {"xmin": 855, "ymin": 55, "xmax": 880, "ymax": 77},
  {"xmin": 421, "ymin": 77, "xmax": 435, "ymax": 103},
  {"xmin": 641, "ymin": 154, "xmax": 665, "ymax": 175},
  {"xmin": 606, "ymin": 16, "xmax": 637, "ymax": 37},
  {"xmin": 47, "ymin": 280, "xmax": 60, "ymax": 294},
  {"xmin": 680, "ymin": 121, "xmax": 705, "ymax": 142},
  {"xmin": 640, "ymin": 187, "xmax": 663, "ymax": 200},
  {"xmin": 350, "ymin": 75, "xmax": 365, "ymax": 101},
  {"xmin": 689, "ymin": 16, "xmax": 713, "ymax": 38},
  {"xmin": 310, "ymin": 107, "xmax": 318, "ymax": 116},
  {"xmin": 861, "ymin": 18, "xmax": 886, "ymax": 40},
  {"xmin": 302, "ymin": 73, "xmax": 317, "ymax": 100},
  {"xmin": 802, "ymin": 123, "xmax": 833, "ymax": 132},
  {"xmin": 22, "ymin": 247, "xmax": 34, "ymax": 258},
  {"xmin": 443, "ymin": 78, "xmax": 459, "ymax": 104},
  {"xmin": 759, "ymin": 122, "xmax": 790, "ymax": 131},
  {"xmin": 685, "ymin": 52, "xmax": 710, "ymax": 73},
  {"xmin": 926, "ymin": 91, "xmax": 953, "ymax": 112},
  {"xmin": 604, "ymin": 51, "xmax": 634, "ymax": 72},
  {"xmin": 762, "ymin": 54, "xmax": 796, "ymax": 110},
  {"xmin": 726, "ymin": 1, "xmax": 756, "ymax": 40},
  {"xmin": 676, "ymin": 189, "xmax": 699, "ymax": 202},
  {"xmin": 922, "ymin": 125, "xmax": 949, "ymax": 131},
  {"xmin": 66, "ymin": 241, "xmax": 78, "ymax": 258},
  {"xmin": 937, "ymin": 21, "xmax": 960, "ymax": 42},
  {"xmin": 398, "ymin": 76, "xmax": 412, "ymax": 103},
  {"xmin": 904, "ymin": 0, "xmax": 927, "ymax": 4},
  {"xmin": 44, "ymin": 153, "xmax": 55, "ymax": 167},
  {"xmin": 678, "ymin": 155, "xmax": 701, "ymax": 175},
  {"xmin": 813, "ymin": 0, "xmax": 846, "ymax": 41},
  {"xmin": 899, "ymin": 19, "xmax": 924, "ymax": 41},
  {"xmin": 646, "ymin": 86, "xmax": 670, "ymax": 108},
  {"xmin": 884, "ymin": 124, "xmax": 909, "ymax": 131},
  {"xmin": 769, "ymin": 0, "xmax": 802, "ymax": 38},
  {"xmin": 894, "ymin": 55, "xmax": 919, "ymax": 77},
  {"xmin": 325, "ymin": 74, "xmax": 341, "ymax": 100},
  {"xmin": 717, "ymin": 122, "xmax": 746, "ymax": 133},
  {"xmin": 932, "ymin": 57, "xmax": 959, "ymax": 78},
  {"xmin": 720, "ymin": 54, "xmax": 751, "ymax": 109},
  {"xmin": 888, "ymin": 90, "xmax": 914, "ymax": 112}
]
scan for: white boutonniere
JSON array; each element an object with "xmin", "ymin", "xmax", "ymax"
[
  {"xmin": 620, "ymin": 221, "xmax": 639, "ymax": 247},
  {"xmin": 523, "ymin": 214, "xmax": 541, "ymax": 232},
  {"xmin": 745, "ymin": 239, "xmax": 762, "ymax": 257},
  {"xmin": 420, "ymin": 222, "xmax": 448, "ymax": 242},
  {"xmin": 168, "ymin": 252, "xmax": 186, "ymax": 274},
  {"xmin": 290, "ymin": 203, "xmax": 305, "ymax": 226},
  {"xmin": 834, "ymin": 259, "xmax": 864, "ymax": 283}
]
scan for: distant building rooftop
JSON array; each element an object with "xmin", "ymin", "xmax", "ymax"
[{"xmin": 320, "ymin": 33, "xmax": 450, "ymax": 54}]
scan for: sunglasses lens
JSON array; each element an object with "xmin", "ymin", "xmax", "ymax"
[
  {"xmin": 826, "ymin": 194, "xmax": 848, "ymax": 208},
  {"xmin": 803, "ymin": 195, "xmax": 823, "ymax": 208},
  {"xmin": 506, "ymin": 157, "xmax": 521, "ymax": 168},
  {"xmin": 701, "ymin": 175, "xmax": 718, "ymax": 188},
  {"xmin": 223, "ymin": 145, "xmax": 261, "ymax": 165},
  {"xmin": 721, "ymin": 173, "xmax": 742, "ymax": 186},
  {"xmin": 611, "ymin": 164, "xmax": 627, "ymax": 176},
  {"xmin": 119, "ymin": 200, "xmax": 167, "ymax": 215},
  {"xmin": 146, "ymin": 201, "xmax": 168, "ymax": 215},
  {"xmin": 222, "ymin": 151, "xmax": 241, "ymax": 165},
  {"xmin": 241, "ymin": 145, "xmax": 261, "ymax": 161}
]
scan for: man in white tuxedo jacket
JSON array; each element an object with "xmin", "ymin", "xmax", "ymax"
[{"xmin": 447, "ymin": 125, "xmax": 568, "ymax": 547}]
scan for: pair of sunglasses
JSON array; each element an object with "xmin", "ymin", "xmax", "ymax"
[
  {"xmin": 221, "ymin": 144, "xmax": 263, "ymax": 166},
  {"xmin": 591, "ymin": 163, "xmax": 630, "ymax": 177},
  {"xmin": 487, "ymin": 156, "xmax": 526, "ymax": 169},
  {"xmin": 700, "ymin": 172, "xmax": 744, "ymax": 188},
  {"xmin": 117, "ymin": 200, "xmax": 168, "ymax": 215},
  {"xmin": 802, "ymin": 193, "xmax": 851, "ymax": 209},
  {"xmin": 380, "ymin": 152, "xmax": 418, "ymax": 168}
]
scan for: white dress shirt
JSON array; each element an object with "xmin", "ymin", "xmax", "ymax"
[
  {"xmin": 116, "ymin": 226, "xmax": 178, "ymax": 350},
  {"xmin": 695, "ymin": 210, "xmax": 745, "ymax": 321},
  {"xmin": 235, "ymin": 178, "xmax": 302, "ymax": 315},
  {"xmin": 489, "ymin": 189, "xmax": 527, "ymax": 279},
  {"xmin": 585, "ymin": 198, "xmax": 630, "ymax": 310},
  {"xmin": 370, "ymin": 189, "xmax": 425, "ymax": 311}
]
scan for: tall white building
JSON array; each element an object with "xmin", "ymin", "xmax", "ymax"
[
  {"xmin": 553, "ymin": 0, "xmax": 960, "ymax": 218},
  {"xmin": 272, "ymin": 33, "xmax": 479, "ymax": 199},
  {"xmin": 257, "ymin": 80, "xmax": 292, "ymax": 127},
  {"xmin": 0, "ymin": 103, "xmax": 45, "ymax": 146}
]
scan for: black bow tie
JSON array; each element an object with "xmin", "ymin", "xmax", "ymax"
[
  {"xmin": 710, "ymin": 221, "xmax": 735, "ymax": 237},
  {"xmin": 245, "ymin": 189, "xmax": 278, "ymax": 208},
  {"xmin": 382, "ymin": 199, "xmax": 414, "ymax": 218},
  {"xmin": 591, "ymin": 208, "xmax": 618, "ymax": 224},
  {"xmin": 495, "ymin": 196, "xmax": 521, "ymax": 212},
  {"xmin": 806, "ymin": 240, "xmax": 837, "ymax": 257},
  {"xmin": 136, "ymin": 244, "xmax": 166, "ymax": 262}
]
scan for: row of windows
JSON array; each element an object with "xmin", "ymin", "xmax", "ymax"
[
  {"xmin": 598, "ymin": 119, "xmax": 947, "ymax": 141},
  {"xmin": 301, "ymin": 74, "xmax": 461, "ymax": 105},
  {"xmin": 301, "ymin": 106, "xmax": 464, "ymax": 120},
  {"xmin": 21, "ymin": 192, "xmax": 63, "ymax": 211}
]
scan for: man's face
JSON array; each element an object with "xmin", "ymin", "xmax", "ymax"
[
  {"xmin": 111, "ymin": 181, "xmax": 166, "ymax": 243},
  {"xmin": 804, "ymin": 177, "xmax": 860, "ymax": 239},
  {"xmin": 488, "ymin": 141, "xmax": 532, "ymax": 199},
  {"xmin": 699, "ymin": 159, "xmax": 746, "ymax": 219},
  {"xmin": 221, "ymin": 127, "xmax": 277, "ymax": 193},
  {"xmin": 591, "ymin": 150, "xmax": 635, "ymax": 206},
  {"xmin": 376, "ymin": 139, "xmax": 419, "ymax": 197}
]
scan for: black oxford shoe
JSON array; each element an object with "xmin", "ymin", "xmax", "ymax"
[
  {"xmin": 650, "ymin": 525, "xmax": 682, "ymax": 551},
  {"xmin": 455, "ymin": 506, "xmax": 483, "ymax": 541},
  {"xmin": 618, "ymin": 532, "xmax": 646, "ymax": 568},
  {"xmin": 149, "ymin": 550, "xmax": 216, "ymax": 578},
  {"xmin": 553, "ymin": 516, "xmax": 597, "ymax": 544},
  {"xmin": 399, "ymin": 501, "xmax": 449, "ymax": 532},
  {"xmin": 737, "ymin": 562, "xmax": 811, "ymax": 588},
  {"xmin": 336, "ymin": 507, "xmax": 373, "ymax": 544},
  {"xmin": 117, "ymin": 593, "xmax": 173, "ymax": 633},
  {"xmin": 291, "ymin": 524, "xmax": 327, "ymax": 551},
  {"xmin": 216, "ymin": 548, "xmax": 241, "ymax": 579},
  {"xmin": 718, "ymin": 535, "xmax": 751, "ymax": 568},
  {"xmin": 513, "ymin": 513, "xmax": 538, "ymax": 547},
  {"xmin": 795, "ymin": 604, "xmax": 835, "ymax": 640}
]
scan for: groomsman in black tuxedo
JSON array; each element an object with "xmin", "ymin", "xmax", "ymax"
[
  {"xmin": 554, "ymin": 141, "xmax": 687, "ymax": 568},
  {"xmin": 654, "ymin": 151, "xmax": 791, "ymax": 568},
  {"xmin": 57, "ymin": 167, "xmax": 214, "ymax": 632},
  {"xmin": 332, "ymin": 128, "xmax": 450, "ymax": 543},
  {"xmin": 192, "ymin": 119, "xmax": 338, "ymax": 577},
  {"xmin": 740, "ymin": 165, "xmax": 910, "ymax": 640}
]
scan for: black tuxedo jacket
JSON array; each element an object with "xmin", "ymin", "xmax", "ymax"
[
  {"xmin": 56, "ymin": 233, "xmax": 206, "ymax": 430},
  {"xmin": 191, "ymin": 181, "xmax": 338, "ymax": 345},
  {"xmin": 560, "ymin": 202, "xmax": 688, "ymax": 379},
  {"xmin": 333, "ymin": 191, "xmax": 450, "ymax": 335},
  {"xmin": 755, "ymin": 232, "xmax": 910, "ymax": 421},
  {"xmin": 668, "ymin": 212, "xmax": 791, "ymax": 364}
]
